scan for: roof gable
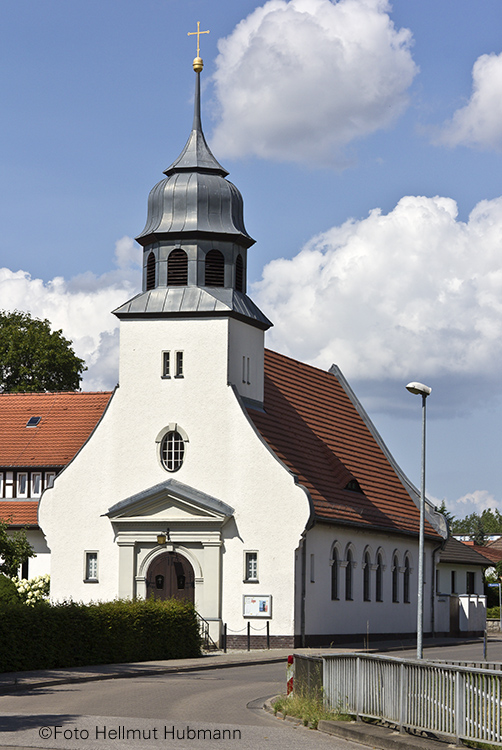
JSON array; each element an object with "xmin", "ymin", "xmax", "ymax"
[
  {"xmin": 106, "ymin": 479, "xmax": 234, "ymax": 524},
  {"xmin": 0, "ymin": 391, "xmax": 113, "ymax": 467},
  {"xmin": 248, "ymin": 350, "xmax": 443, "ymax": 538}
]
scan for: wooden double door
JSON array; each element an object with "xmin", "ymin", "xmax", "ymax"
[{"xmin": 146, "ymin": 551, "xmax": 195, "ymax": 603}]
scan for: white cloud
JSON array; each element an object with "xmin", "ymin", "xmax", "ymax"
[
  {"xmin": 0, "ymin": 237, "xmax": 141, "ymax": 391},
  {"xmin": 439, "ymin": 51, "xmax": 502, "ymax": 150},
  {"xmin": 450, "ymin": 490, "xmax": 499, "ymax": 518},
  {"xmin": 254, "ymin": 194, "xmax": 502, "ymax": 408},
  {"xmin": 211, "ymin": 0, "xmax": 417, "ymax": 166}
]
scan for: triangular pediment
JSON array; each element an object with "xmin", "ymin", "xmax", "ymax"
[{"xmin": 106, "ymin": 479, "xmax": 234, "ymax": 524}]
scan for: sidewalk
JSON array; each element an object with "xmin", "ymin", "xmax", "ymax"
[{"xmin": 0, "ymin": 634, "xmax": 491, "ymax": 695}]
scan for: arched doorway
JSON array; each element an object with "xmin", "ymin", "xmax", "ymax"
[{"xmin": 146, "ymin": 551, "xmax": 195, "ymax": 602}]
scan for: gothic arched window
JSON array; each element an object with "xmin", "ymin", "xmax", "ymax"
[
  {"xmin": 376, "ymin": 553, "xmax": 383, "ymax": 602},
  {"xmin": 345, "ymin": 549, "xmax": 353, "ymax": 601},
  {"xmin": 205, "ymin": 249, "xmax": 224, "ymax": 287},
  {"xmin": 146, "ymin": 252, "xmax": 156, "ymax": 290},
  {"xmin": 403, "ymin": 555, "xmax": 411, "ymax": 603},
  {"xmin": 331, "ymin": 547, "xmax": 339, "ymax": 601},
  {"xmin": 363, "ymin": 551, "xmax": 371, "ymax": 601},
  {"xmin": 235, "ymin": 254, "xmax": 244, "ymax": 292},
  {"xmin": 168, "ymin": 249, "xmax": 188, "ymax": 286},
  {"xmin": 392, "ymin": 554, "xmax": 399, "ymax": 603}
]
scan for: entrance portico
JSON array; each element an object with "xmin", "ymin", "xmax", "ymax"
[{"xmin": 107, "ymin": 478, "xmax": 234, "ymax": 644}]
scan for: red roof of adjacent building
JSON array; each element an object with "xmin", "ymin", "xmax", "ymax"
[
  {"xmin": 249, "ymin": 350, "xmax": 439, "ymax": 538},
  {"xmin": 0, "ymin": 501, "xmax": 39, "ymax": 526},
  {"xmin": 0, "ymin": 391, "xmax": 113, "ymax": 467}
]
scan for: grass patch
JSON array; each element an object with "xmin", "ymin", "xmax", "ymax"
[{"xmin": 272, "ymin": 691, "xmax": 353, "ymax": 730}]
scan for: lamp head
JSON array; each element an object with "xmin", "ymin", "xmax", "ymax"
[{"xmin": 406, "ymin": 382, "xmax": 432, "ymax": 397}]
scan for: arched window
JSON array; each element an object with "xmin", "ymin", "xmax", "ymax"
[
  {"xmin": 363, "ymin": 551, "xmax": 371, "ymax": 601},
  {"xmin": 168, "ymin": 249, "xmax": 188, "ymax": 286},
  {"xmin": 376, "ymin": 553, "xmax": 383, "ymax": 602},
  {"xmin": 146, "ymin": 252, "xmax": 156, "ymax": 290},
  {"xmin": 160, "ymin": 430, "xmax": 185, "ymax": 472},
  {"xmin": 205, "ymin": 249, "xmax": 225, "ymax": 287},
  {"xmin": 345, "ymin": 549, "xmax": 353, "ymax": 601},
  {"xmin": 392, "ymin": 554, "xmax": 399, "ymax": 602},
  {"xmin": 403, "ymin": 555, "xmax": 410, "ymax": 603},
  {"xmin": 331, "ymin": 548, "xmax": 339, "ymax": 601},
  {"xmin": 235, "ymin": 254, "xmax": 244, "ymax": 292}
]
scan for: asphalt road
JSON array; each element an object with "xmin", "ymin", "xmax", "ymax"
[{"xmin": 0, "ymin": 662, "xmax": 367, "ymax": 750}]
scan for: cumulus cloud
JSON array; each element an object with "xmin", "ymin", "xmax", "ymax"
[
  {"xmin": 254, "ymin": 194, "xmax": 502, "ymax": 412},
  {"xmin": 211, "ymin": 0, "xmax": 417, "ymax": 166},
  {"xmin": 0, "ymin": 237, "xmax": 141, "ymax": 390},
  {"xmin": 438, "ymin": 51, "xmax": 502, "ymax": 150},
  {"xmin": 450, "ymin": 490, "xmax": 498, "ymax": 518}
]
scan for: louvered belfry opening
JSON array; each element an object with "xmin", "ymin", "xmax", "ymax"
[
  {"xmin": 168, "ymin": 249, "xmax": 188, "ymax": 286},
  {"xmin": 146, "ymin": 252, "xmax": 156, "ymax": 290},
  {"xmin": 205, "ymin": 249, "xmax": 225, "ymax": 287},
  {"xmin": 235, "ymin": 254, "xmax": 244, "ymax": 292}
]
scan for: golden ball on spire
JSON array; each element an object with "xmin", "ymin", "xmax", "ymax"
[{"xmin": 193, "ymin": 57, "xmax": 204, "ymax": 73}]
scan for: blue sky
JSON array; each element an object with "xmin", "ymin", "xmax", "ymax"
[{"xmin": 1, "ymin": 0, "xmax": 502, "ymax": 520}]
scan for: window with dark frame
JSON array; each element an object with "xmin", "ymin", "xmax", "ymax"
[
  {"xmin": 392, "ymin": 554, "xmax": 399, "ymax": 602},
  {"xmin": 331, "ymin": 548, "xmax": 339, "ymax": 600},
  {"xmin": 245, "ymin": 552, "xmax": 258, "ymax": 581},
  {"xmin": 376, "ymin": 553, "xmax": 383, "ymax": 602},
  {"xmin": 363, "ymin": 551, "xmax": 371, "ymax": 601},
  {"xmin": 162, "ymin": 351, "xmax": 170, "ymax": 378},
  {"xmin": 85, "ymin": 552, "xmax": 98, "ymax": 581},
  {"xmin": 403, "ymin": 555, "xmax": 410, "ymax": 603},
  {"xmin": 451, "ymin": 570, "xmax": 456, "ymax": 594},
  {"xmin": 345, "ymin": 549, "xmax": 353, "ymax": 601},
  {"xmin": 175, "ymin": 351, "xmax": 184, "ymax": 378},
  {"xmin": 466, "ymin": 571, "xmax": 475, "ymax": 595}
]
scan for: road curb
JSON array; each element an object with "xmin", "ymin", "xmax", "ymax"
[{"xmin": 263, "ymin": 698, "xmax": 450, "ymax": 749}]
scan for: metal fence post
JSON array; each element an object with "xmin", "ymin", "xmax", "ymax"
[
  {"xmin": 247, "ymin": 621, "xmax": 250, "ymax": 651},
  {"xmin": 356, "ymin": 655, "xmax": 362, "ymax": 721}
]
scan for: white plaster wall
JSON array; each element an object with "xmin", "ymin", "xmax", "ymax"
[
  {"xmin": 25, "ymin": 530, "xmax": 51, "ymax": 578},
  {"xmin": 40, "ymin": 316, "xmax": 311, "ymax": 639},
  {"xmin": 302, "ymin": 524, "xmax": 439, "ymax": 636},
  {"xmin": 227, "ymin": 318, "xmax": 264, "ymax": 403},
  {"xmin": 437, "ymin": 565, "xmax": 483, "ymax": 596}
]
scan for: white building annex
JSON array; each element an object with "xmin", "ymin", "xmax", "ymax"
[{"xmin": 37, "ymin": 52, "xmax": 488, "ymax": 648}]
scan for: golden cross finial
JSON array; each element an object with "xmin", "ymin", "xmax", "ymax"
[{"xmin": 187, "ymin": 21, "xmax": 209, "ymax": 59}]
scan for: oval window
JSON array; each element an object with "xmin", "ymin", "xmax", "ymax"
[{"xmin": 160, "ymin": 430, "xmax": 185, "ymax": 472}]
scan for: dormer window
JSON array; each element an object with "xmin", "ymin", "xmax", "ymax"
[
  {"xmin": 345, "ymin": 479, "xmax": 363, "ymax": 493},
  {"xmin": 205, "ymin": 249, "xmax": 224, "ymax": 287},
  {"xmin": 26, "ymin": 416, "xmax": 41, "ymax": 428}
]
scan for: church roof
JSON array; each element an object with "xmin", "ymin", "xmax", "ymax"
[
  {"xmin": 248, "ymin": 350, "xmax": 445, "ymax": 539},
  {"xmin": 0, "ymin": 501, "xmax": 38, "ymax": 527},
  {"xmin": 0, "ymin": 391, "xmax": 113, "ymax": 467}
]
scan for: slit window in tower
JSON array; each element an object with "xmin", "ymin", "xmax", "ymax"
[
  {"xmin": 175, "ymin": 351, "xmax": 184, "ymax": 378},
  {"xmin": 168, "ymin": 249, "xmax": 188, "ymax": 286},
  {"xmin": 205, "ymin": 249, "xmax": 224, "ymax": 286},
  {"xmin": 146, "ymin": 252, "xmax": 156, "ymax": 290},
  {"xmin": 235, "ymin": 254, "xmax": 244, "ymax": 292}
]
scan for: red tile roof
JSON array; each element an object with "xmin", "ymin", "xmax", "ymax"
[
  {"xmin": 249, "ymin": 350, "xmax": 438, "ymax": 538},
  {"xmin": 0, "ymin": 501, "xmax": 38, "ymax": 526},
  {"xmin": 0, "ymin": 391, "xmax": 113, "ymax": 467}
]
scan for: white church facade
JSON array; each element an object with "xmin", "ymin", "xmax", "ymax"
[{"xmin": 33, "ymin": 54, "xmax": 488, "ymax": 648}]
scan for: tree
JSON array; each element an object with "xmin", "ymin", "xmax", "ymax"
[
  {"xmin": 0, "ymin": 310, "xmax": 86, "ymax": 392},
  {"xmin": 437, "ymin": 500, "xmax": 455, "ymax": 528},
  {"xmin": 450, "ymin": 508, "xmax": 502, "ymax": 543},
  {"xmin": 0, "ymin": 518, "xmax": 34, "ymax": 578}
]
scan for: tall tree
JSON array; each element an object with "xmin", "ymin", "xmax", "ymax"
[
  {"xmin": 0, "ymin": 518, "xmax": 34, "ymax": 578},
  {"xmin": 0, "ymin": 310, "xmax": 86, "ymax": 392}
]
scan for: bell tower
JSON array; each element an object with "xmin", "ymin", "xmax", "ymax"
[{"xmin": 114, "ymin": 30, "xmax": 271, "ymax": 406}]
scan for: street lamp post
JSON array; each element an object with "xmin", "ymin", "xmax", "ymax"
[{"xmin": 406, "ymin": 381, "xmax": 432, "ymax": 660}]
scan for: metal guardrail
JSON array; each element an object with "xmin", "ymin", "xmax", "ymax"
[{"xmin": 294, "ymin": 653, "xmax": 502, "ymax": 746}]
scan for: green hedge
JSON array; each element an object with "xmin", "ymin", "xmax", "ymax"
[
  {"xmin": 0, "ymin": 598, "xmax": 201, "ymax": 672},
  {"xmin": 487, "ymin": 606, "xmax": 500, "ymax": 620}
]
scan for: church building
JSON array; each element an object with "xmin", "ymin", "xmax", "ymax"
[{"xmin": 35, "ymin": 50, "xmax": 486, "ymax": 647}]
